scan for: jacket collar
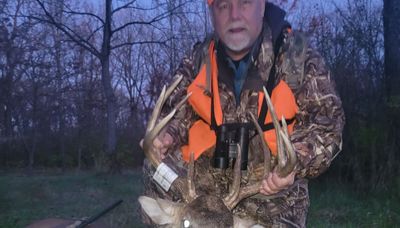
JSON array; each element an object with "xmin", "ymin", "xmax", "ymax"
[{"xmin": 265, "ymin": 2, "xmax": 287, "ymax": 46}]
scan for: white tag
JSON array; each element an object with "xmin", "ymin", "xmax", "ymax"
[{"xmin": 153, "ymin": 162, "xmax": 178, "ymax": 191}]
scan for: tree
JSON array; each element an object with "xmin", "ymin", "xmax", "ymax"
[
  {"xmin": 33, "ymin": 0, "xmax": 188, "ymax": 172},
  {"xmin": 383, "ymin": 0, "xmax": 400, "ymax": 103},
  {"xmin": 383, "ymin": 0, "xmax": 400, "ymax": 179},
  {"xmin": 0, "ymin": 0, "xmax": 37, "ymax": 168}
]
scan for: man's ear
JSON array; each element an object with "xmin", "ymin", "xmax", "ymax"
[
  {"xmin": 209, "ymin": 5, "xmax": 215, "ymax": 28},
  {"xmin": 138, "ymin": 196, "xmax": 183, "ymax": 225}
]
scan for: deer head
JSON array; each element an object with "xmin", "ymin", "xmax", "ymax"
[{"xmin": 139, "ymin": 78, "xmax": 297, "ymax": 227}]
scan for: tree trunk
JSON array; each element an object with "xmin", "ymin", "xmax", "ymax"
[
  {"xmin": 384, "ymin": 0, "xmax": 400, "ymax": 102},
  {"xmin": 27, "ymin": 85, "xmax": 39, "ymax": 173},
  {"xmin": 54, "ymin": 0, "xmax": 66, "ymax": 171},
  {"xmin": 101, "ymin": 0, "xmax": 120, "ymax": 173},
  {"xmin": 383, "ymin": 0, "xmax": 400, "ymax": 178}
]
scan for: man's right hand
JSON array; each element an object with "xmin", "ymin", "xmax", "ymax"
[{"xmin": 140, "ymin": 132, "xmax": 174, "ymax": 160}]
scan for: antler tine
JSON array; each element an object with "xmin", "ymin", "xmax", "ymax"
[
  {"xmin": 143, "ymin": 76, "xmax": 188, "ymax": 168},
  {"xmin": 223, "ymin": 144, "xmax": 242, "ymax": 209},
  {"xmin": 187, "ymin": 151, "xmax": 198, "ymax": 202},
  {"xmin": 249, "ymin": 112, "xmax": 271, "ymax": 179},
  {"xmin": 278, "ymin": 118, "xmax": 297, "ymax": 176},
  {"xmin": 223, "ymin": 112, "xmax": 273, "ymax": 210},
  {"xmin": 262, "ymin": 87, "xmax": 286, "ymax": 171},
  {"xmin": 262, "ymin": 87, "xmax": 297, "ymax": 177},
  {"xmin": 146, "ymin": 75, "xmax": 183, "ymax": 133},
  {"xmin": 165, "ymin": 75, "xmax": 184, "ymax": 101},
  {"xmin": 146, "ymin": 85, "xmax": 167, "ymax": 134}
]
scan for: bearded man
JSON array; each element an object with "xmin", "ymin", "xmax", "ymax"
[{"xmin": 140, "ymin": 0, "xmax": 345, "ymax": 227}]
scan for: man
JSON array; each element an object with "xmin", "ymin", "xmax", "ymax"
[{"xmin": 141, "ymin": 0, "xmax": 345, "ymax": 227}]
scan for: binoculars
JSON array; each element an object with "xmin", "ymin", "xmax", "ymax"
[{"xmin": 213, "ymin": 123, "xmax": 253, "ymax": 170}]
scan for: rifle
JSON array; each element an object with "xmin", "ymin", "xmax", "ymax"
[{"xmin": 76, "ymin": 199, "xmax": 123, "ymax": 228}]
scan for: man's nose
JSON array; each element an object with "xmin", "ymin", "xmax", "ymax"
[{"xmin": 230, "ymin": 3, "xmax": 242, "ymax": 21}]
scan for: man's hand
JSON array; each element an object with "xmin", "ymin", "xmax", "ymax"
[
  {"xmin": 140, "ymin": 131, "xmax": 174, "ymax": 160},
  {"xmin": 259, "ymin": 169, "xmax": 295, "ymax": 195}
]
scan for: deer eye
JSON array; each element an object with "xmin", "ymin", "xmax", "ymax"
[{"xmin": 183, "ymin": 219, "xmax": 191, "ymax": 228}]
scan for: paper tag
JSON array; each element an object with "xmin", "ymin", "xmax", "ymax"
[{"xmin": 153, "ymin": 162, "xmax": 178, "ymax": 191}]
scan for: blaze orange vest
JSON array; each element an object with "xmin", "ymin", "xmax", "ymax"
[{"xmin": 181, "ymin": 41, "xmax": 298, "ymax": 162}]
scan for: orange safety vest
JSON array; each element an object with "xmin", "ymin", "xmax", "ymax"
[{"xmin": 181, "ymin": 41, "xmax": 298, "ymax": 162}]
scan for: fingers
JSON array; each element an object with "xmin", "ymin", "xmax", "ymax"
[
  {"xmin": 153, "ymin": 133, "xmax": 173, "ymax": 148},
  {"xmin": 260, "ymin": 171, "xmax": 295, "ymax": 195},
  {"xmin": 152, "ymin": 132, "xmax": 174, "ymax": 160},
  {"xmin": 260, "ymin": 174, "xmax": 280, "ymax": 195},
  {"xmin": 162, "ymin": 132, "xmax": 173, "ymax": 146},
  {"xmin": 153, "ymin": 136, "xmax": 164, "ymax": 149}
]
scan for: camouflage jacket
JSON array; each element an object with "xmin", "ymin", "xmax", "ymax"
[{"xmin": 164, "ymin": 21, "xmax": 344, "ymax": 181}]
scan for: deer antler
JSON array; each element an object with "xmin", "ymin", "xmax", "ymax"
[
  {"xmin": 222, "ymin": 86, "xmax": 298, "ymax": 209},
  {"xmin": 222, "ymin": 112, "xmax": 272, "ymax": 210},
  {"xmin": 143, "ymin": 75, "xmax": 190, "ymax": 168},
  {"xmin": 142, "ymin": 75, "xmax": 195, "ymax": 202},
  {"xmin": 223, "ymin": 144, "xmax": 243, "ymax": 209},
  {"xmin": 262, "ymin": 87, "xmax": 297, "ymax": 177},
  {"xmin": 187, "ymin": 151, "xmax": 198, "ymax": 202}
]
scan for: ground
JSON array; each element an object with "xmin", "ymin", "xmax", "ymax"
[{"xmin": 0, "ymin": 169, "xmax": 398, "ymax": 227}]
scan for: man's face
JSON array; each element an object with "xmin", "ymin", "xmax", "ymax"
[{"xmin": 211, "ymin": 0, "xmax": 265, "ymax": 58}]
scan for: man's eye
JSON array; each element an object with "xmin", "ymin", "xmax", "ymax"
[
  {"xmin": 217, "ymin": 2, "xmax": 229, "ymax": 10},
  {"xmin": 242, "ymin": 0, "xmax": 252, "ymax": 4}
]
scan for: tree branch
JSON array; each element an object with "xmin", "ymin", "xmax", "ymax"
[
  {"xmin": 111, "ymin": 1, "xmax": 189, "ymax": 35},
  {"xmin": 63, "ymin": 2, "xmax": 105, "ymax": 24},
  {"xmin": 111, "ymin": 37, "xmax": 171, "ymax": 50},
  {"xmin": 87, "ymin": 24, "xmax": 104, "ymax": 42},
  {"xmin": 112, "ymin": 0, "xmax": 136, "ymax": 15},
  {"xmin": 34, "ymin": 0, "xmax": 100, "ymax": 57}
]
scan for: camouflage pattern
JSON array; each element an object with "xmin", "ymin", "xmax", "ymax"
[{"xmin": 140, "ymin": 8, "xmax": 345, "ymax": 228}]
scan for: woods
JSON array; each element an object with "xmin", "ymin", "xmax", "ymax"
[{"xmin": 0, "ymin": 0, "xmax": 399, "ymax": 190}]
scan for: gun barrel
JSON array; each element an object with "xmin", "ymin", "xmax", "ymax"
[{"xmin": 77, "ymin": 199, "xmax": 123, "ymax": 228}]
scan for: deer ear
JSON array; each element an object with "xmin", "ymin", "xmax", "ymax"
[
  {"xmin": 138, "ymin": 196, "xmax": 183, "ymax": 225},
  {"xmin": 233, "ymin": 215, "xmax": 264, "ymax": 228}
]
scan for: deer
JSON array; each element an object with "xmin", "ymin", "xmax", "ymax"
[{"xmin": 139, "ymin": 76, "xmax": 297, "ymax": 228}]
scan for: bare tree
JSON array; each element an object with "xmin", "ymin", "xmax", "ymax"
[
  {"xmin": 0, "ymin": 0, "xmax": 38, "ymax": 168},
  {"xmin": 32, "ymin": 0, "xmax": 188, "ymax": 172},
  {"xmin": 383, "ymin": 0, "xmax": 400, "ymax": 180},
  {"xmin": 384, "ymin": 0, "xmax": 400, "ymax": 102}
]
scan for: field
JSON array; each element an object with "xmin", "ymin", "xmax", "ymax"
[{"xmin": 0, "ymin": 170, "xmax": 399, "ymax": 227}]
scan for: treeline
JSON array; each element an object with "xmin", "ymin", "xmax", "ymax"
[
  {"xmin": 304, "ymin": 0, "xmax": 399, "ymax": 191},
  {"xmin": 0, "ymin": 0, "xmax": 399, "ymax": 190},
  {"xmin": 0, "ymin": 0, "xmax": 208, "ymax": 171}
]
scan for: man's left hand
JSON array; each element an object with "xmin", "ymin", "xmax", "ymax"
[{"xmin": 259, "ymin": 170, "xmax": 296, "ymax": 195}]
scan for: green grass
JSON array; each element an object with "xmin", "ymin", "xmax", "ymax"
[
  {"xmin": 0, "ymin": 170, "xmax": 146, "ymax": 228},
  {"xmin": 308, "ymin": 179, "xmax": 400, "ymax": 227},
  {"xmin": 0, "ymin": 171, "xmax": 399, "ymax": 227}
]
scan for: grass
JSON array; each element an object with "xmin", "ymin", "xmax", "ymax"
[
  {"xmin": 0, "ymin": 170, "xmax": 399, "ymax": 227},
  {"xmin": 0, "ymin": 170, "xmax": 146, "ymax": 228},
  {"xmin": 307, "ymin": 179, "xmax": 400, "ymax": 227}
]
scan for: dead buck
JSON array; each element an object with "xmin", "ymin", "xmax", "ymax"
[{"xmin": 139, "ymin": 76, "xmax": 297, "ymax": 227}]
